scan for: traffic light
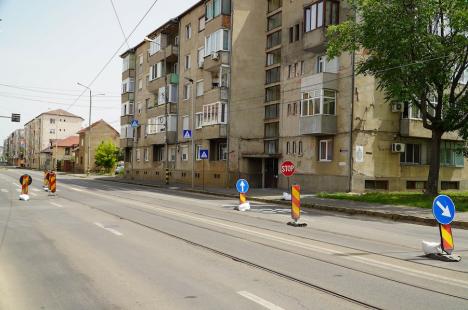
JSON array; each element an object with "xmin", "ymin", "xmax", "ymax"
[{"xmin": 11, "ymin": 113, "xmax": 20, "ymax": 122}]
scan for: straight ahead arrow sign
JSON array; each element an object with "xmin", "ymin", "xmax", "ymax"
[{"xmin": 436, "ymin": 201, "xmax": 452, "ymax": 217}]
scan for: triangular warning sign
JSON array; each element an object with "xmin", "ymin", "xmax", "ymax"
[{"xmin": 184, "ymin": 130, "xmax": 191, "ymax": 139}]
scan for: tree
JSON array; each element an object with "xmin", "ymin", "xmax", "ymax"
[
  {"xmin": 94, "ymin": 141, "xmax": 119, "ymax": 173},
  {"xmin": 327, "ymin": 0, "xmax": 468, "ymax": 195}
]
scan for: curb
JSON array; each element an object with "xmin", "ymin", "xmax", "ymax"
[{"xmin": 97, "ymin": 178, "xmax": 468, "ymax": 230}]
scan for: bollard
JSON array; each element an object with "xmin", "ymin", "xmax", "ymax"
[
  {"xmin": 43, "ymin": 170, "xmax": 50, "ymax": 191},
  {"xmin": 439, "ymin": 224, "xmax": 454, "ymax": 255},
  {"xmin": 165, "ymin": 168, "xmax": 169, "ymax": 185},
  {"xmin": 48, "ymin": 172, "xmax": 57, "ymax": 195},
  {"xmin": 235, "ymin": 193, "xmax": 250, "ymax": 211},
  {"xmin": 287, "ymin": 185, "xmax": 307, "ymax": 227},
  {"xmin": 240, "ymin": 193, "xmax": 247, "ymax": 205},
  {"xmin": 19, "ymin": 174, "xmax": 32, "ymax": 201}
]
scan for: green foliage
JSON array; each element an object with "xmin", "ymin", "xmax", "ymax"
[
  {"xmin": 327, "ymin": 0, "xmax": 468, "ymax": 134},
  {"xmin": 317, "ymin": 192, "xmax": 468, "ymax": 212},
  {"xmin": 94, "ymin": 141, "xmax": 119, "ymax": 173}
]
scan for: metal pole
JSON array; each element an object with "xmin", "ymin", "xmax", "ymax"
[
  {"xmin": 87, "ymin": 89, "xmax": 92, "ymax": 176},
  {"xmin": 164, "ymin": 43, "xmax": 169, "ymax": 185},
  {"xmin": 191, "ymin": 80, "xmax": 195, "ymax": 189}
]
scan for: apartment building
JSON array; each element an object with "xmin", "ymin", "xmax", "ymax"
[
  {"xmin": 75, "ymin": 119, "xmax": 120, "ymax": 173},
  {"xmin": 24, "ymin": 109, "xmax": 83, "ymax": 169},
  {"xmin": 40, "ymin": 135, "xmax": 79, "ymax": 172},
  {"xmin": 3, "ymin": 129, "xmax": 25, "ymax": 166},
  {"xmin": 120, "ymin": 0, "xmax": 468, "ymax": 192}
]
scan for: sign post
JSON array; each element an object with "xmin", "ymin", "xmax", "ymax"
[
  {"xmin": 280, "ymin": 161, "xmax": 296, "ymax": 194},
  {"xmin": 235, "ymin": 179, "xmax": 250, "ymax": 211},
  {"xmin": 431, "ymin": 195, "xmax": 460, "ymax": 261},
  {"xmin": 199, "ymin": 149, "xmax": 209, "ymax": 190}
]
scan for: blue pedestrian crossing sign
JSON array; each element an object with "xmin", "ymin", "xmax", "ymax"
[
  {"xmin": 130, "ymin": 119, "xmax": 139, "ymax": 128},
  {"xmin": 236, "ymin": 179, "xmax": 249, "ymax": 194},
  {"xmin": 432, "ymin": 195, "xmax": 456, "ymax": 225},
  {"xmin": 183, "ymin": 130, "xmax": 192, "ymax": 139},
  {"xmin": 199, "ymin": 149, "xmax": 209, "ymax": 160}
]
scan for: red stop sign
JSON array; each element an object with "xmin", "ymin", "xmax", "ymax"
[{"xmin": 280, "ymin": 161, "xmax": 296, "ymax": 177}]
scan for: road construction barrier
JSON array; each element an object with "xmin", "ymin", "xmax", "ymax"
[
  {"xmin": 287, "ymin": 185, "xmax": 307, "ymax": 227},
  {"xmin": 439, "ymin": 224, "xmax": 454, "ymax": 255},
  {"xmin": 48, "ymin": 172, "xmax": 57, "ymax": 194},
  {"xmin": 20, "ymin": 174, "xmax": 31, "ymax": 195},
  {"xmin": 43, "ymin": 170, "xmax": 50, "ymax": 190}
]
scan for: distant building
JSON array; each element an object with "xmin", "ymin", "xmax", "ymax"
[
  {"xmin": 74, "ymin": 119, "xmax": 120, "ymax": 173},
  {"xmin": 24, "ymin": 109, "xmax": 83, "ymax": 169},
  {"xmin": 40, "ymin": 135, "xmax": 79, "ymax": 172},
  {"xmin": 4, "ymin": 129, "xmax": 25, "ymax": 166}
]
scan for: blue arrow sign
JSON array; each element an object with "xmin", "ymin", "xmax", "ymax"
[
  {"xmin": 236, "ymin": 179, "xmax": 249, "ymax": 194},
  {"xmin": 432, "ymin": 195, "xmax": 456, "ymax": 225},
  {"xmin": 130, "ymin": 119, "xmax": 139, "ymax": 128},
  {"xmin": 199, "ymin": 149, "xmax": 209, "ymax": 160},
  {"xmin": 183, "ymin": 130, "xmax": 192, "ymax": 139}
]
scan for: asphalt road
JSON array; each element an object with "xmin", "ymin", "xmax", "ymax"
[{"xmin": 0, "ymin": 168, "xmax": 467, "ymax": 310}]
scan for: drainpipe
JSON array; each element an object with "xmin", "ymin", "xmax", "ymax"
[{"xmin": 225, "ymin": 4, "xmax": 234, "ymax": 188}]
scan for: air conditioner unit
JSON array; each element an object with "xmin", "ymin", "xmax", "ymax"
[
  {"xmin": 391, "ymin": 143, "xmax": 406, "ymax": 153},
  {"xmin": 392, "ymin": 102, "xmax": 404, "ymax": 112},
  {"xmin": 212, "ymin": 52, "xmax": 219, "ymax": 60}
]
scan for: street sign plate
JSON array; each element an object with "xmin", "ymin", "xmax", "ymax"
[
  {"xmin": 236, "ymin": 179, "xmax": 249, "ymax": 194},
  {"xmin": 432, "ymin": 195, "xmax": 456, "ymax": 225},
  {"xmin": 183, "ymin": 130, "xmax": 192, "ymax": 139},
  {"xmin": 280, "ymin": 161, "xmax": 296, "ymax": 177},
  {"xmin": 199, "ymin": 149, "xmax": 209, "ymax": 160},
  {"xmin": 11, "ymin": 113, "xmax": 20, "ymax": 122},
  {"xmin": 130, "ymin": 120, "xmax": 139, "ymax": 128}
]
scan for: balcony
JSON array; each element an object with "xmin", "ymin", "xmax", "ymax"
[
  {"xmin": 146, "ymin": 131, "xmax": 177, "ymax": 145},
  {"xmin": 203, "ymin": 87, "xmax": 229, "ymax": 104},
  {"xmin": 147, "ymin": 76, "xmax": 166, "ymax": 93},
  {"xmin": 301, "ymin": 72, "xmax": 338, "ymax": 91},
  {"xmin": 300, "ymin": 115, "xmax": 337, "ymax": 135},
  {"xmin": 203, "ymin": 51, "xmax": 230, "ymax": 73},
  {"xmin": 120, "ymin": 138, "xmax": 134, "ymax": 148},
  {"xmin": 120, "ymin": 115, "xmax": 134, "ymax": 125},
  {"xmin": 400, "ymin": 119, "xmax": 461, "ymax": 140},
  {"xmin": 205, "ymin": 15, "xmax": 232, "ymax": 34},
  {"xmin": 199, "ymin": 124, "xmax": 227, "ymax": 140},
  {"xmin": 121, "ymin": 92, "xmax": 134, "ymax": 103},
  {"xmin": 122, "ymin": 68, "xmax": 135, "ymax": 81},
  {"xmin": 148, "ymin": 45, "xmax": 179, "ymax": 66},
  {"xmin": 303, "ymin": 28, "xmax": 327, "ymax": 53}
]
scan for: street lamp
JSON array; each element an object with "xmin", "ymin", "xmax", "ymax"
[
  {"xmin": 77, "ymin": 82, "xmax": 105, "ymax": 176},
  {"xmin": 185, "ymin": 77, "xmax": 195, "ymax": 189}
]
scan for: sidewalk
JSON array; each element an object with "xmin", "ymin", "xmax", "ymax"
[{"xmin": 91, "ymin": 176, "xmax": 468, "ymax": 229}]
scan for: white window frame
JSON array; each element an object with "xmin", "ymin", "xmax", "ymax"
[
  {"xmin": 136, "ymin": 149, "xmax": 141, "ymax": 161},
  {"xmin": 195, "ymin": 112, "xmax": 203, "ymax": 129},
  {"xmin": 144, "ymin": 148, "xmax": 149, "ymax": 162},
  {"xmin": 121, "ymin": 78, "xmax": 135, "ymax": 94},
  {"xmin": 202, "ymin": 102, "xmax": 227, "ymax": 126},
  {"xmin": 182, "ymin": 115, "xmax": 190, "ymax": 131},
  {"xmin": 301, "ymin": 89, "xmax": 336, "ymax": 116},
  {"xmin": 198, "ymin": 47, "xmax": 205, "ymax": 67},
  {"xmin": 184, "ymin": 84, "xmax": 192, "ymax": 100},
  {"xmin": 185, "ymin": 24, "xmax": 192, "ymax": 40},
  {"xmin": 204, "ymin": 29, "xmax": 230, "ymax": 57},
  {"xmin": 181, "ymin": 145, "xmax": 189, "ymax": 161},
  {"xmin": 149, "ymin": 62, "xmax": 163, "ymax": 81},
  {"xmin": 196, "ymin": 80, "xmax": 204, "ymax": 97},
  {"xmin": 319, "ymin": 139, "xmax": 333, "ymax": 162},
  {"xmin": 149, "ymin": 35, "xmax": 162, "ymax": 56},
  {"xmin": 195, "ymin": 144, "xmax": 203, "ymax": 161},
  {"xmin": 199, "ymin": 16, "xmax": 206, "ymax": 31},
  {"xmin": 169, "ymin": 147, "xmax": 176, "ymax": 162}
]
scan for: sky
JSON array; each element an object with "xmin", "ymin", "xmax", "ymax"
[{"xmin": 0, "ymin": 0, "xmax": 199, "ymax": 142}]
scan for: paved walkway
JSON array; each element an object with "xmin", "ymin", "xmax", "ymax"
[{"xmin": 86, "ymin": 176, "xmax": 468, "ymax": 229}]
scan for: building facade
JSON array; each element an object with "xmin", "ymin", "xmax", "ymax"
[
  {"xmin": 75, "ymin": 119, "xmax": 120, "ymax": 173},
  {"xmin": 3, "ymin": 129, "xmax": 25, "ymax": 166},
  {"xmin": 120, "ymin": 0, "xmax": 468, "ymax": 192},
  {"xmin": 40, "ymin": 135, "xmax": 79, "ymax": 172},
  {"xmin": 24, "ymin": 109, "xmax": 83, "ymax": 170}
]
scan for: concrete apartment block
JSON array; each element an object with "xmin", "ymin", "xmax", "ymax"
[{"xmin": 119, "ymin": 0, "xmax": 468, "ymax": 192}]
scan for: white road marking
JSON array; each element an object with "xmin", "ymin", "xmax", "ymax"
[
  {"xmin": 237, "ymin": 291, "xmax": 284, "ymax": 310},
  {"xmin": 32, "ymin": 188, "xmax": 40, "ymax": 192},
  {"xmin": 94, "ymin": 222, "xmax": 123, "ymax": 236},
  {"xmin": 1, "ymin": 189, "xmax": 8, "ymax": 193},
  {"xmin": 50, "ymin": 202, "xmax": 63, "ymax": 208},
  {"xmin": 70, "ymin": 187, "xmax": 84, "ymax": 192},
  {"xmin": 12, "ymin": 182, "xmax": 18, "ymax": 187},
  {"xmin": 29, "ymin": 192, "xmax": 37, "ymax": 197}
]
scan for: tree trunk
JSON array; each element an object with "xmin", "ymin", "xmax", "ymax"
[{"xmin": 425, "ymin": 129, "xmax": 443, "ymax": 196}]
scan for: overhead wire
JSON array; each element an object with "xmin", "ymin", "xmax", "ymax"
[{"xmin": 109, "ymin": 0, "xmax": 131, "ymax": 49}]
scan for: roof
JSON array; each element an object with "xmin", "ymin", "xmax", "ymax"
[
  {"xmin": 77, "ymin": 119, "xmax": 120, "ymax": 136},
  {"xmin": 53, "ymin": 135, "xmax": 80, "ymax": 147},
  {"xmin": 25, "ymin": 109, "xmax": 84, "ymax": 126}
]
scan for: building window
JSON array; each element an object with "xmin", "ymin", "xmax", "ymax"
[
  {"xmin": 204, "ymin": 29, "xmax": 230, "ymax": 56},
  {"xmin": 185, "ymin": 54, "xmax": 191, "ymax": 70},
  {"xmin": 202, "ymin": 102, "xmax": 227, "ymax": 126},
  {"xmin": 400, "ymin": 144, "xmax": 421, "ymax": 164},
  {"xmin": 316, "ymin": 55, "xmax": 338, "ymax": 73},
  {"xmin": 149, "ymin": 62, "xmax": 163, "ymax": 81},
  {"xmin": 267, "ymin": 12, "xmax": 282, "ymax": 31},
  {"xmin": 286, "ymin": 141, "xmax": 290, "ymax": 154},
  {"xmin": 407, "ymin": 181, "xmax": 427, "ymax": 190},
  {"xmin": 182, "ymin": 115, "xmax": 190, "ymax": 131},
  {"xmin": 319, "ymin": 139, "xmax": 333, "ymax": 161},
  {"xmin": 50, "ymin": 129, "xmax": 55, "ymax": 134},
  {"xmin": 441, "ymin": 181, "xmax": 460, "ymax": 190},
  {"xmin": 218, "ymin": 143, "xmax": 227, "ymax": 160},
  {"xmin": 302, "ymin": 89, "xmax": 336, "ymax": 116},
  {"xmin": 305, "ymin": 0, "xmax": 339, "ymax": 32},
  {"xmin": 298, "ymin": 141, "xmax": 303, "ymax": 155},
  {"xmin": 205, "ymin": 0, "xmax": 230, "ymax": 21},
  {"xmin": 169, "ymin": 147, "xmax": 176, "ymax": 162},
  {"xmin": 265, "ymin": 85, "xmax": 281, "ymax": 102},
  {"xmin": 153, "ymin": 145, "xmax": 164, "ymax": 162},
  {"xmin": 265, "ymin": 140, "xmax": 279, "ymax": 154},
  {"xmin": 265, "ymin": 122, "xmax": 279, "ymax": 138},
  {"xmin": 292, "ymin": 141, "xmax": 297, "ymax": 154},
  {"xmin": 149, "ymin": 35, "xmax": 162, "ymax": 55},
  {"xmin": 289, "ymin": 24, "xmax": 300, "ymax": 43},
  {"xmin": 266, "ymin": 49, "xmax": 281, "ymax": 66},
  {"xmin": 184, "ymin": 84, "xmax": 191, "ymax": 100},
  {"xmin": 365, "ymin": 180, "xmax": 389, "ymax": 190},
  {"xmin": 181, "ymin": 145, "xmax": 189, "ymax": 161},
  {"xmin": 138, "ymin": 79, "xmax": 143, "ymax": 90},
  {"xmin": 266, "ymin": 31, "xmax": 282, "ymax": 49},
  {"xmin": 195, "ymin": 112, "xmax": 203, "ymax": 129},
  {"xmin": 199, "ymin": 16, "xmax": 206, "ymax": 31},
  {"xmin": 121, "ymin": 78, "xmax": 135, "ymax": 93},
  {"xmin": 266, "ymin": 67, "xmax": 281, "ymax": 84},
  {"xmin": 147, "ymin": 116, "xmax": 166, "ymax": 134},
  {"xmin": 268, "ymin": 0, "xmax": 282, "ymax": 13},
  {"xmin": 198, "ymin": 47, "xmax": 205, "ymax": 67},
  {"xmin": 196, "ymin": 80, "xmax": 204, "ymax": 97},
  {"xmin": 50, "ymin": 118, "xmax": 55, "ymax": 124},
  {"xmin": 265, "ymin": 104, "xmax": 279, "ymax": 120},
  {"xmin": 440, "ymin": 141, "xmax": 464, "ymax": 167},
  {"xmin": 136, "ymin": 149, "xmax": 141, "ymax": 161},
  {"xmin": 144, "ymin": 148, "xmax": 149, "ymax": 162},
  {"xmin": 195, "ymin": 144, "xmax": 203, "ymax": 160},
  {"xmin": 185, "ymin": 24, "xmax": 192, "ymax": 40}
]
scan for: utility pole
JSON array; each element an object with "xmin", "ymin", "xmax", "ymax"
[{"xmin": 184, "ymin": 77, "xmax": 195, "ymax": 189}]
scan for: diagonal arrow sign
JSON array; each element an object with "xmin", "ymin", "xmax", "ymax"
[{"xmin": 436, "ymin": 201, "xmax": 452, "ymax": 217}]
